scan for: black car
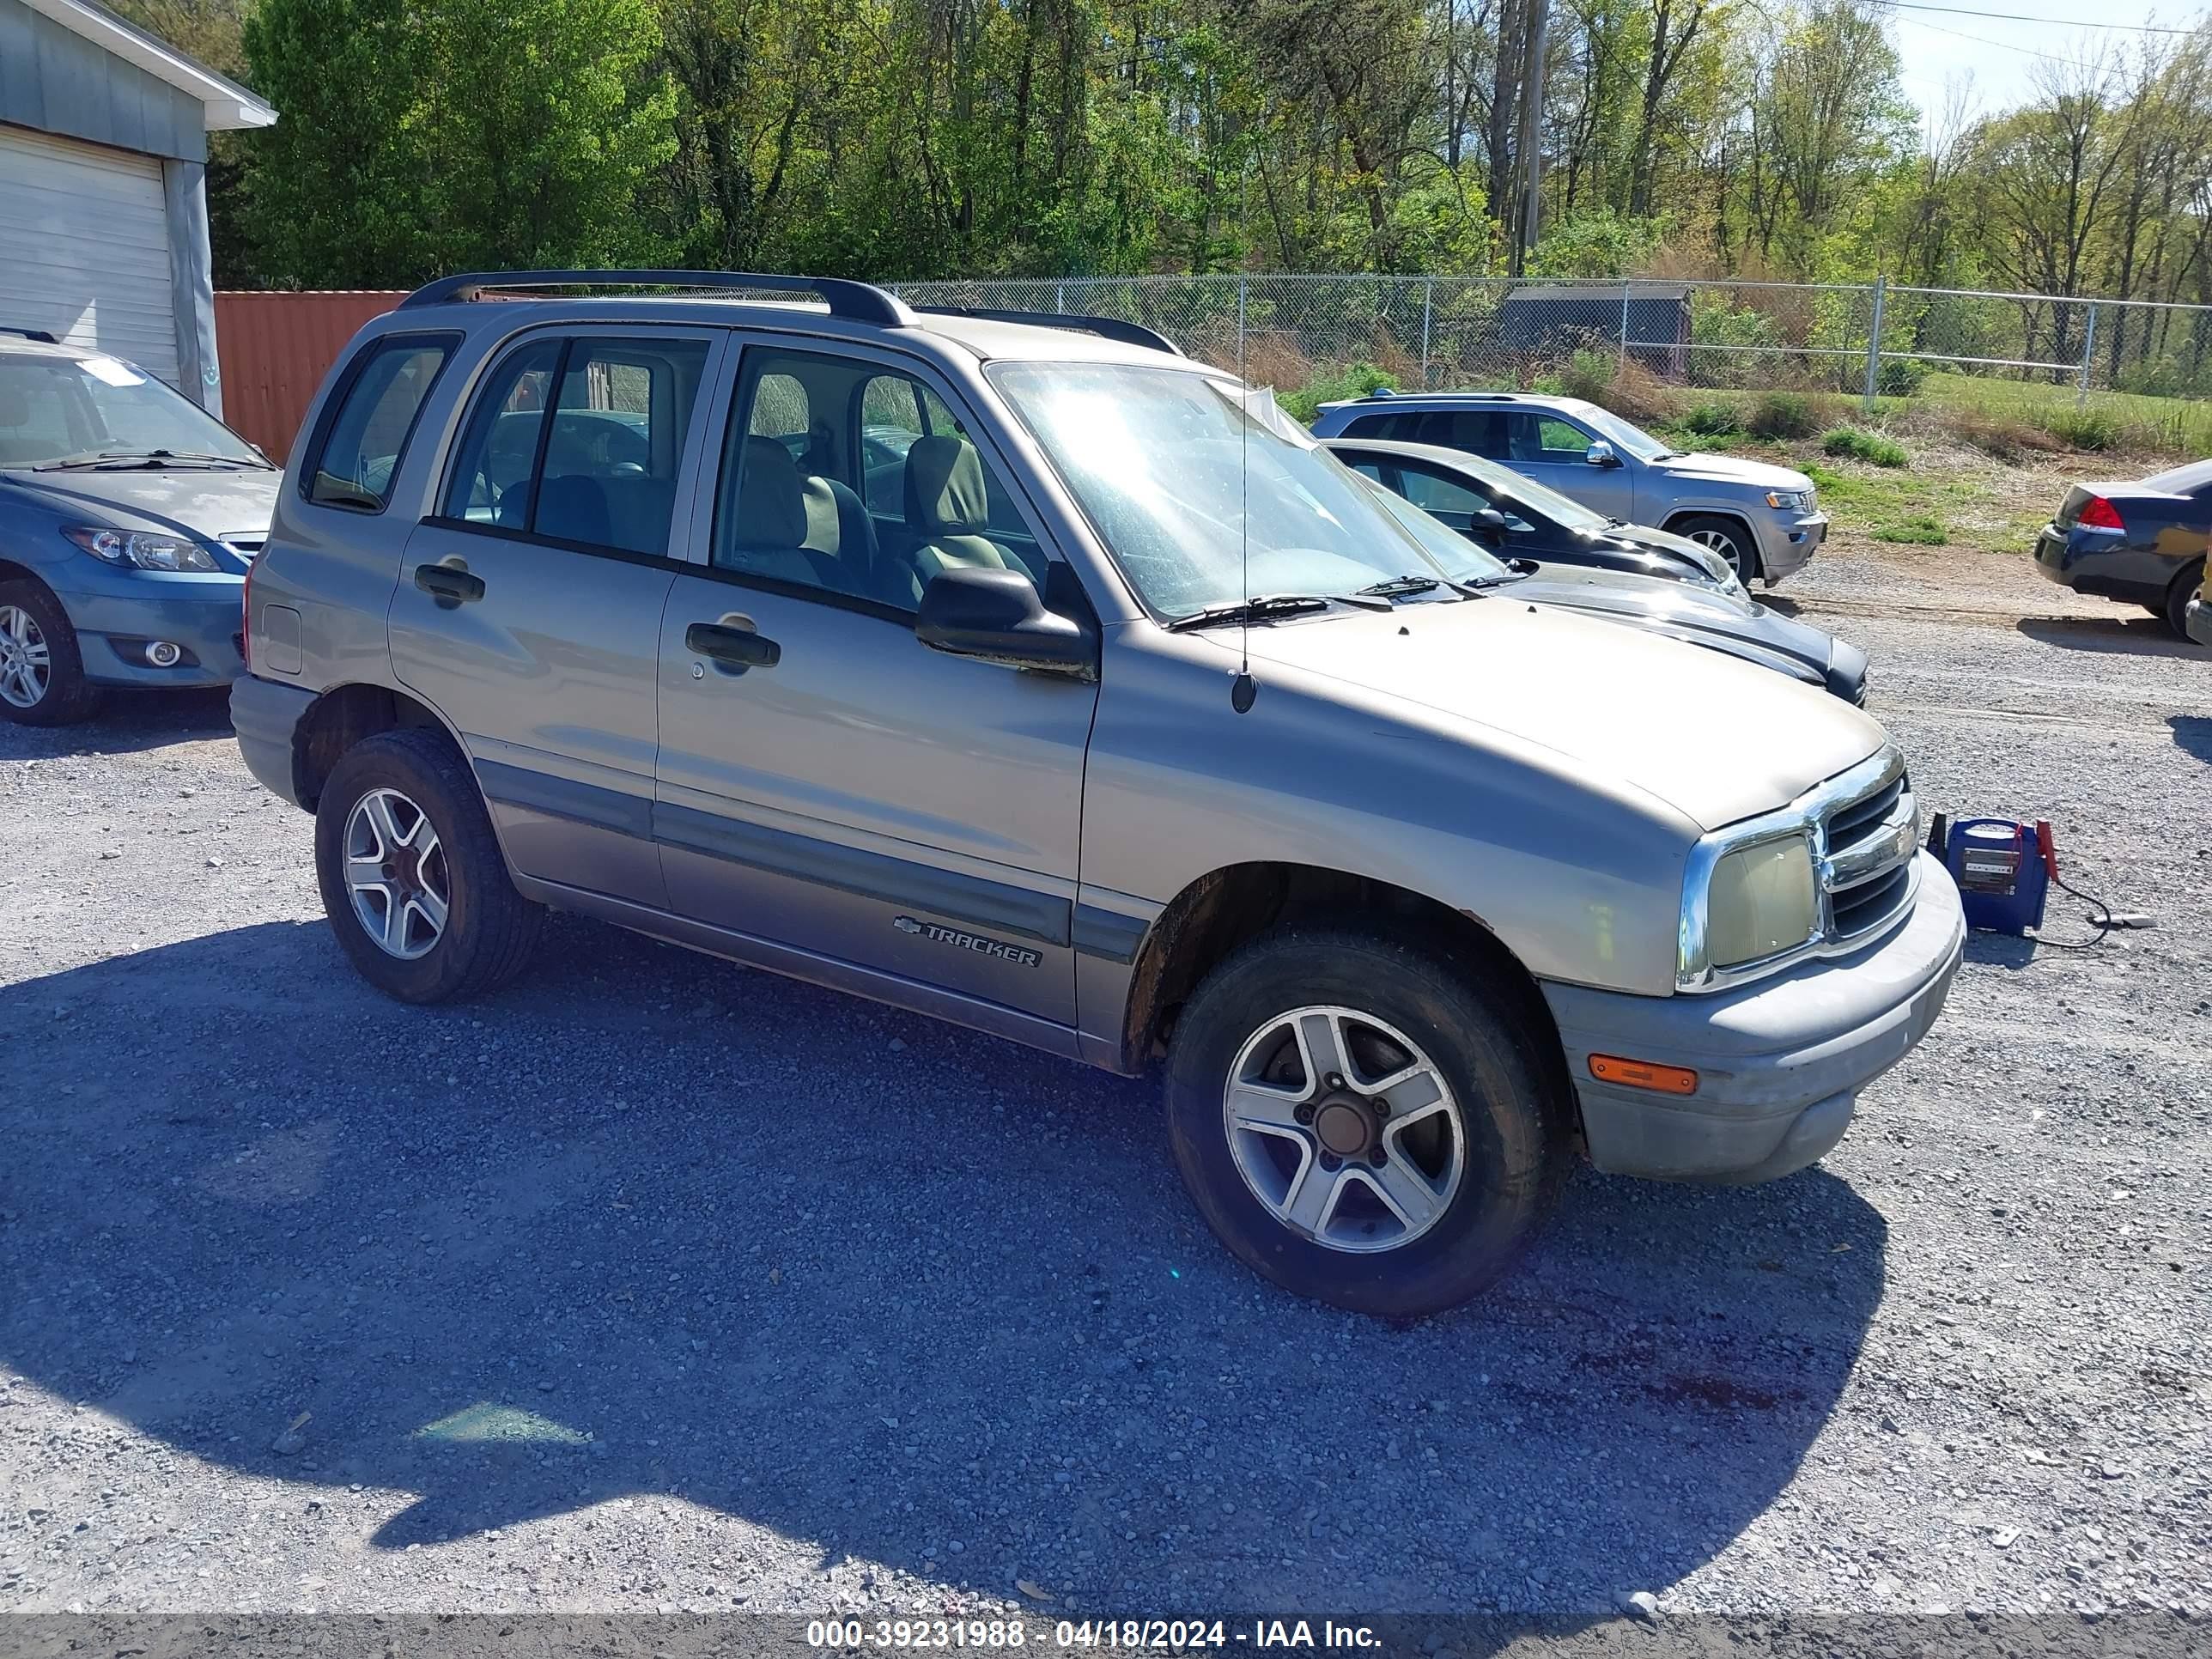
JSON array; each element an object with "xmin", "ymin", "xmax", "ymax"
[
  {"xmin": 1330, "ymin": 438, "xmax": 1869, "ymax": 703},
  {"xmin": 2033, "ymin": 457, "xmax": 2210, "ymax": 641},
  {"xmin": 1323, "ymin": 434, "xmax": 1744, "ymax": 593}
]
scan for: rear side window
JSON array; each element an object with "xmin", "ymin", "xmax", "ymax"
[
  {"xmin": 441, "ymin": 336, "xmax": 710, "ymax": 557},
  {"xmin": 1341, "ymin": 411, "xmax": 1422, "ymax": 441},
  {"xmin": 304, "ymin": 334, "xmax": 455, "ymax": 512}
]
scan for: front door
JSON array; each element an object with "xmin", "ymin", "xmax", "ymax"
[
  {"xmin": 652, "ymin": 338, "xmax": 1097, "ymax": 1030},
  {"xmin": 390, "ymin": 325, "xmax": 725, "ymax": 907},
  {"xmin": 1498, "ymin": 410, "xmax": 1638, "ymax": 521}
]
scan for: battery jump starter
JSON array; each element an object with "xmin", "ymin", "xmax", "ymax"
[{"xmin": 1924, "ymin": 813, "xmax": 2146, "ymax": 943}]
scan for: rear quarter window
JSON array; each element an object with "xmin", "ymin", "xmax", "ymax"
[{"xmin": 303, "ymin": 334, "xmax": 459, "ymax": 513}]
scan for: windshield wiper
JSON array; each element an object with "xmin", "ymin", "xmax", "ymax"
[
  {"xmin": 35, "ymin": 449, "xmax": 261, "ymax": 471},
  {"xmin": 1164, "ymin": 592, "xmax": 1388, "ymax": 631},
  {"xmin": 1356, "ymin": 575, "xmax": 1443, "ymax": 599}
]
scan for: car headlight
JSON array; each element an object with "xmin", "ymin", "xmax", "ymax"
[
  {"xmin": 1765, "ymin": 489, "xmax": 1814, "ymax": 513},
  {"xmin": 64, "ymin": 526, "xmax": 218, "ymax": 573},
  {"xmin": 1686, "ymin": 833, "xmax": 1819, "ymax": 980}
]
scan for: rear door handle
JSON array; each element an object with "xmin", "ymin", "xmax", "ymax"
[
  {"xmin": 415, "ymin": 563, "xmax": 486, "ymax": 606},
  {"xmin": 686, "ymin": 621, "xmax": 781, "ymax": 670}
]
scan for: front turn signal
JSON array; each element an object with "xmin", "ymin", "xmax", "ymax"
[{"xmin": 1589, "ymin": 1054, "xmax": 1699, "ymax": 1095}]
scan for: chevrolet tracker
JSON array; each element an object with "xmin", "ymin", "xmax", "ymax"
[{"xmin": 233, "ymin": 270, "xmax": 1965, "ymax": 1317}]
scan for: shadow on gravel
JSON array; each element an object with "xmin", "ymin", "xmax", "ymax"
[
  {"xmin": 2014, "ymin": 615, "xmax": 2197, "ymax": 657},
  {"xmin": 0, "ymin": 687, "xmax": 232, "ymax": 757},
  {"xmin": 1962, "ymin": 933, "xmax": 2041, "ymax": 969},
  {"xmin": 0, "ymin": 918, "xmax": 1887, "ymax": 1610},
  {"xmin": 2172, "ymin": 714, "xmax": 2212, "ymax": 763}
]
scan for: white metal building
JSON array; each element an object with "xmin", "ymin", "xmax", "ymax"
[{"xmin": 0, "ymin": 0, "xmax": 275, "ymax": 415}]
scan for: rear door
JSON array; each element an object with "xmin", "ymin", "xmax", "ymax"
[
  {"xmin": 651, "ymin": 336, "xmax": 1097, "ymax": 1033},
  {"xmin": 390, "ymin": 325, "xmax": 726, "ymax": 908}
]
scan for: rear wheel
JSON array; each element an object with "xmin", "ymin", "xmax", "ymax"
[
  {"xmin": 1164, "ymin": 929, "xmax": 1571, "ymax": 1318},
  {"xmin": 0, "ymin": 580, "xmax": 103, "ymax": 726},
  {"xmin": 314, "ymin": 728, "xmax": 544, "ymax": 1002},
  {"xmin": 1674, "ymin": 514, "xmax": 1759, "ymax": 585},
  {"xmin": 2165, "ymin": 558, "xmax": 2205, "ymax": 641}
]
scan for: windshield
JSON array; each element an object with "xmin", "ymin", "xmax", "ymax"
[
  {"xmin": 990, "ymin": 363, "xmax": 1473, "ymax": 617},
  {"xmin": 0, "ymin": 353, "xmax": 263, "ymax": 469},
  {"xmin": 1576, "ymin": 404, "xmax": 1674, "ymax": 464}
]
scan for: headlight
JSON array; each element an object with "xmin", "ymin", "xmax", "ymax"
[
  {"xmin": 64, "ymin": 526, "xmax": 218, "ymax": 573},
  {"xmin": 1699, "ymin": 834, "xmax": 1819, "ymax": 971},
  {"xmin": 1765, "ymin": 489, "xmax": 1814, "ymax": 513}
]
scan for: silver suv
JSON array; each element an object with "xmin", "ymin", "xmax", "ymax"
[
  {"xmin": 1310, "ymin": 390, "xmax": 1828, "ymax": 586},
  {"xmin": 233, "ymin": 271, "xmax": 1963, "ymax": 1318}
]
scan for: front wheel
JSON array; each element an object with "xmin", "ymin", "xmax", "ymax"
[
  {"xmin": 1674, "ymin": 515, "xmax": 1760, "ymax": 585},
  {"xmin": 0, "ymin": 580, "xmax": 103, "ymax": 726},
  {"xmin": 1164, "ymin": 930, "xmax": 1571, "ymax": 1318},
  {"xmin": 314, "ymin": 728, "xmax": 544, "ymax": 1002}
]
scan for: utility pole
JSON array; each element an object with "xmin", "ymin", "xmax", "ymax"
[{"xmin": 1513, "ymin": 0, "xmax": 1551, "ymax": 273}]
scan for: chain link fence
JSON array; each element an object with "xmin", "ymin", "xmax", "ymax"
[{"xmin": 896, "ymin": 273, "xmax": 2212, "ymax": 409}]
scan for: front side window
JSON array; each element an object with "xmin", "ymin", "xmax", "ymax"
[
  {"xmin": 992, "ymin": 363, "xmax": 1474, "ymax": 618},
  {"xmin": 1504, "ymin": 413, "xmax": 1593, "ymax": 462},
  {"xmin": 0, "ymin": 351, "xmax": 264, "ymax": 471},
  {"xmin": 307, "ymin": 335, "xmax": 453, "ymax": 511},
  {"xmin": 714, "ymin": 348, "xmax": 1035, "ymax": 611},
  {"xmin": 442, "ymin": 336, "xmax": 708, "ymax": 556}
]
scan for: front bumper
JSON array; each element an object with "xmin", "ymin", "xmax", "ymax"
[
  {"xmin": 1753, "ymin": 513, "xmax": 1826, "ymax": 585},
  {"xmin": 51, "ymin": 568, "xmax": 244, "ymax": 689},
  {"xmin": 1541, "ymin": 853, "xmax": 1964, "ymax": 1183},
  {"xmin": 2188, "ymin": 595, "xmax": 2210, "ymax": 647}
]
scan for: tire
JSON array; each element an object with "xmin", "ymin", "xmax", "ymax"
[
  {"xmin": 1672, "ymin": 514, "xmax": 1760, "ymax": 585},
  {"xmin": 314, "ymin": 728, "xmax": 544, "ymax": 1003},
  {"xmin": 1164, "ymin": 928, "xmax": 1572, "ymax": 1318},
  {"xmin": 2164, "ymin": 558, "xmax": 2205, "ymax": 641},
  {"xmin": 0, "ymin": 579, "xmax": 104, "ymax": 726}
]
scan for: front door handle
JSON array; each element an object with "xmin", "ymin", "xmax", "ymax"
[
  {"xmin": 686, "ymin": 621, "xmax": 781, "ymax": 670},
  {"xmin": 415, "ymin": 563, "xmax": 486, "ymax": 606}
]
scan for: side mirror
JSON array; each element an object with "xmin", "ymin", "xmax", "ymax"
[
  {"xmin": 917, "ymin": 566, "xmax": 1097, "ymax": 678},
  {"xmin": 1585, "ymin": 440, "xmax": 1620, "ymax": 468},
  {"xmin": 1468, "ymin": 506, "xmax": 1510, "ymax": 535}
]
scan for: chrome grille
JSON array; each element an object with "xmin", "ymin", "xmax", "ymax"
[
  {"xmin": 222, "ymin": 534, "xmax": 266, "ymax": 560},
  {"xmin": 1818, "ymin": 766, "xmax": 1918, "ymax": 947}
]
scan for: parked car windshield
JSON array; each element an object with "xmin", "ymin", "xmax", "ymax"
[
  {"xmin": 1576, "ymin": 404, "xmax": 1674, "ymax": 464},
  {"xmin": 0, "ymin": 352, "xmax": 264, "ymax": 469},
  {"xmin": 990, "ymin": 363, "xmax": 1469, "ymax": 617}
]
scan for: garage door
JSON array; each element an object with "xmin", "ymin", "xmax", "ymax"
[{"xmin": 0, "ymin": 125, "xmax": 179, "ymax": 386}]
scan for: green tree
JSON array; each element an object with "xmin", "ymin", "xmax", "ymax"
[{"xmin": 241, "ymin": 0, "xmax": 675, "ymax": 285}]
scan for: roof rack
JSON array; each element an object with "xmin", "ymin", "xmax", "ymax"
[
  {"xmin": 910, "ymin": 306, "xmax": 1184, "ymax": 357},
  {"xmin": 398, "ymin": 270, "xmax": 911, "ymax": 328},
  {"xmin": 0, "ymin": 325, "xmax": 59, "ymax": 343}
]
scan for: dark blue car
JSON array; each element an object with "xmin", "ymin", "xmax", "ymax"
[
  {"xmin": 2033, "ymin": 457, "xmax": 2211, "ymax": 641},
  {"xmin": 0, "ymin": 329, "xmax": 279, "ymax": 724}
]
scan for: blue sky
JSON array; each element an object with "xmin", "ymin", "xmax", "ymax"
[{"xmin": 1887, "ymin": 0, "xmax": 2205, "ymax": 124}]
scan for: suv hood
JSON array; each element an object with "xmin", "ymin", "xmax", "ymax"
[
  {"xmin": 1651, "ymin": 451, "xmax": 1812, "ymax": 493},
  {"xmin": 2, "ymin": 468, "xmax": 280, "ymax": 548},
  {"xmin": 1237, "ymin": 596, "xmax": 1882, "ymax": 830}
]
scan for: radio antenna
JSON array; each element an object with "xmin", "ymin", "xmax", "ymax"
[{"xmin": 1231, "ymin": 283, "xmax": 1256, "ymax": 714}]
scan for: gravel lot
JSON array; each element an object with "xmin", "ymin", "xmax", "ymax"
[{"xmin": 2, "ymin": 542, "xmax": 2208, "ymax": 1623}]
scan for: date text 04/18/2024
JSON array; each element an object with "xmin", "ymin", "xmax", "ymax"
[{"xmin": 805, "ymin": 1620, "xmax": 1383, "ymax": 1650}]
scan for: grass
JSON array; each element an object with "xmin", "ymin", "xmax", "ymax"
[
  {"xmin": 1906, "ymin": 373, "xmax": 2212, "ymax": 457},
  {"xmin": 1821, "ymin": 427, "xmax": 1909, "ymax": 467},
  {"xmin": 1801, "ymin": 459, "xmax": 1980, "ymax": 549},
  {"xmin": 1874, "ymin": 514, "xmax": 1948, "ymax": 545}
]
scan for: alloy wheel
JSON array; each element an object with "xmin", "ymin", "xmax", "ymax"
[
  {"xmin": 0, "ymin": 605, "xmax": 52, "ymax": 709},
  {"xmin": 343, "ymin": 787, "xmax": 450, "ymax": 959},
  {"xmin": 1221, "ymin": 1005, "xmax": 1467, "ymax": 1253}
]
